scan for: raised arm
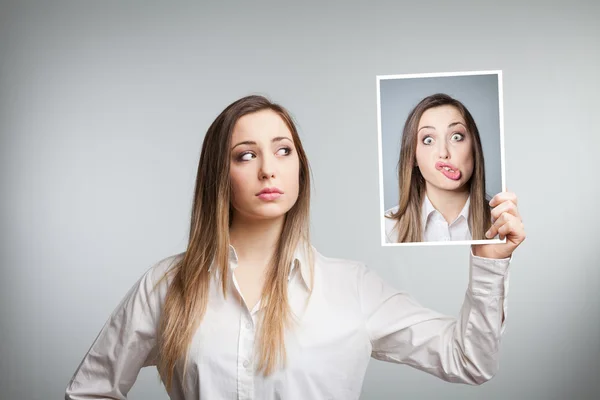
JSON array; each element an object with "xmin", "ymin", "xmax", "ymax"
[
  {"xmin": 360, "ymin": 251, "xmax": 510, "ymax": 385},
  {"xmin": 362, "ymin": 191, "xmax": 525, "ymax": 385}
]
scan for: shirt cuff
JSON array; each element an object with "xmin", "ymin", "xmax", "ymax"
[{"xmin": 468, "ymin": 249, "xmax": 511, "ymax": 296}]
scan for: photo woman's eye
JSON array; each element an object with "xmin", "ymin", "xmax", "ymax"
[
  {"xmin": 423, "ymin": 136, "xmax": 434, "ymax": 145},
  {"xmin": 451, "ymin": 133, "xmax": 464, "ymax": 142}
]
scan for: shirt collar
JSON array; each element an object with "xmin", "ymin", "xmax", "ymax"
[
  {"xmin": 421, "ymin": 194, "xmax": 471, "ymax": 228},
  {"xmin": 458, "ymin": 196, "xmax": 471, "ymax": 222},
  {"xmin": 421, "ymin": 194, "xmax": 437, "ymax": 229},
  {"xmin": 209, "ymin": 243, "xmax": 313, "ymax": 291},
  {"xmin": 290, "ymin": 244, "xmax": 313, "ymax": 291}
]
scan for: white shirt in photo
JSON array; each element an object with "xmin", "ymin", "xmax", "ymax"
[
  {"xmin": 65, "ymin": 244, "xmax": 510, "ymax": 400},
  {"xmin": 384, "ymin": 195, "xmax": 472, "ymax": 243}
]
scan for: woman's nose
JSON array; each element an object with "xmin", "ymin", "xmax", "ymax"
[
  {"xmin": 259, "ymin": 155, "xmax": 277, "ymax": 179},
  {"xmin": 437, "ymin": 142, "xmax": 450, "ymax": 159}
]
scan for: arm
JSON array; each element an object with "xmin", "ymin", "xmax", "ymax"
[
  {"xmin": 363, "ymin": 191, "xmax": 524, "ymax": 384},
  {"xmin": 361, "ymin": 251, "xmax": 511, "ymax": 385},
  {"xmin": 65, "ymin": 263, "xmax": 167, "ymax": 399}
]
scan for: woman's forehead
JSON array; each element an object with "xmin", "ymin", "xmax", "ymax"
[
  {"xmin": 232, "ymin": 110, "xmax": 292, "ymax": 144},
  {"xmin": 418, "ymin": 105, "xmax": 465, "ymax": 126}
]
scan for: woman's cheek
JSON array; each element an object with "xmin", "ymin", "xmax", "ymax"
[{"xmin": 230, "ymin": 173, "xmax": 246, "ymax": 200}]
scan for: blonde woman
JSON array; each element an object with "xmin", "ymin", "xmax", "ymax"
[
  {"xmin": 385, "ymin": 93, "xmax": 497, "ymax": 243},
  {"xmin": 66, "ymin": 95, "xmax": 525, "ymax": 399}
]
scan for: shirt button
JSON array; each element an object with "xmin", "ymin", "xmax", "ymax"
[
  {"xmin": 246, "ymin": 321, "xmax": 252, "ymax": 329},
  {"xmin": 243, "ymin": 360, "xmax": 250, "ymax": 368}
]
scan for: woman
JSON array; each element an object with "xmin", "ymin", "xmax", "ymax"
[
  {"xmin": 65, "ymin": 95, "xmax": 525, "ymax": 399},
  {"xmin": 384, "ymin": 93, "xmax": 496, "ymax": 243}
]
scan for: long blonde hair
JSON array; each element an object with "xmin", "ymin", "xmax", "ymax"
[
  {"xmin": 388, "ymin": 93, "xmax": 492, "ymax": 242},
  {"xmin": 156, "ymin": 95, "xmax": 313, "ymax": 390}
]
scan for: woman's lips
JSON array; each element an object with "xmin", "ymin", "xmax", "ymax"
[
  {"xmin": 257, "ymin": 192, "xmax": 282, "ymax": 201},
  {"xmin": 256, "ymin": 187, "xmax": 283, "ymax": 201},
  {"xmin": 435, "ymin": 161, "xmax": 461, "ymax": 181}
]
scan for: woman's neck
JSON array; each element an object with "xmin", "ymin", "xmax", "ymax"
[
  {"xmin": 425, "ymin": 184, "xmax": 470, "ymax": 224},
  {"xmin": 229, "ymin": 214, "xmax": 285, "ymax": 266}
]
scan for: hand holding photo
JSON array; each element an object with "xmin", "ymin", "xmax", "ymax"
[{"xmin": 473, "ymin": 191, "xmax": 526, "ymax": 260}]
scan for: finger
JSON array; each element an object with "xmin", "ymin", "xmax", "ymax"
[
  {"xmin": 497, "ymin": 221, "xmax": 513, "ymax": 241},
  {"xmin": 486, "ymin": 212, "xmax": 518, "ymax": 239},
  {"xmin": 497, "ymin": 218, "xmax": 526, "ymax": 243},
  {"xmin": 489, "ymin": 191, "xmax": 518, "ymax": 208},
  {"xmin": 491, "ymin": 200, "xmax": 521, "ymax": 223}
]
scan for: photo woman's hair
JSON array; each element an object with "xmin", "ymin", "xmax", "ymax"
[
  {"xmin": 155, "ymin": 95, "xmax": 313, "ymax": 390},
  {"xmin": 387, "ymin": 93, "xmax": 492, "ymax": 242}
]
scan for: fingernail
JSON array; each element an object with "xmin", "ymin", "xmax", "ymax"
[{"xmin": 485, "ymin": 230, "xmax": 492, "ymax": 238}]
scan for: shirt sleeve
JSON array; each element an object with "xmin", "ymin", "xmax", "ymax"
[
  {"xmin": 360, "ymin": 250, "xmax": 511, "ymax": 385},
  {"xmin": 65, "ymin": 264, "xmax": 166, "ymax": 399}
]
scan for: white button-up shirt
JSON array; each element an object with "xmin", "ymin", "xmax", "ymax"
[
  {"xmin": 65, "ymin": 244, "xmax": 510, "ymax": 399},
  {"xmin": 385, "ymin": 195, "xmax": 472, "ymax": 243}
]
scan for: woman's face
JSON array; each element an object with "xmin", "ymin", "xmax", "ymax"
[
  {"xmin": 229, "ymin": 109, "xmax": 300, "ymax": 222},
  {"xmin": 415, "ymin": 105, "xmax": 474, "ymax": 192}
]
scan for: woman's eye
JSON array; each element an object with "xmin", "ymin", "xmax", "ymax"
[
  {"xmin": 277, "ymin": 147, "xmax": 292, "ymax": 156},
  {"xmin": 451, "ymin": 133, "xmax": 464, "ymax": 141},
  {"xmin": 239, "ymin": 152, "xmax": 255, "ymax": 161},
  {"xmin": 423, "ymin": 137, "xmax": 434, "ymax": 145}
]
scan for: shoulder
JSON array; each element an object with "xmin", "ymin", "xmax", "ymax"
[
  {"xmin": 135, "ymin": 252, "xmax": 185, "ymax": 303},
  {"xmin": 310, "ymin": 248, "xmax": 397, "ymax": 308},
  {"xmin": 147, "ymin": 252, "xmax": 184, "ymax": 283},
  {"xmin": 311, "ymin": 247, "xmax": 368, "ymax": 284},
  {"xmin": 383, "ymin": 206, "xmax": 400, "ymax": 243},
  {"xmin": 105, "ymin": 253, "xmax": 185, "ymax": 326},
  {"xmin": 384, "ymin": 205, "xmax": 399, "ymax": 218},
  {"xmin": 313, "ymin": 247, "xmax": 364, "ymax": 270}
]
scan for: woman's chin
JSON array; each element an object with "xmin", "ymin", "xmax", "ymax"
[
  {"xmin": 248, "ymin": 205, "xmax": 290, "ymax": 220},
  {"xmin": 231, "ymin": 202, "xmax": 294, "ymax": 223},
  {"xmin": 256, "ymin": 211, "xmax": 287, "ymax": 220},
  {"xmin": 430, "ymin": 179, "xmax": 468, "ymax": 192}
]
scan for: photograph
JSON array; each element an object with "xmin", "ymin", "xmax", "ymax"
[{"xmin": 377, "ymin": 71, "xmax": 506, "ymax": 246}]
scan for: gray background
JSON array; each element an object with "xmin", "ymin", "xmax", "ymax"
[
  {"xmin": 380, "ymin": 74, "xmax": 502, "ymax": 211},
  {"xmin": 1, "ymin": 1, "xmax": 599, "ymax": 399}
]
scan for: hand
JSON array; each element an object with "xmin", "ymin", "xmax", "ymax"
[{"xmin": 472, "ymin": 191, "xmax": 526, "ymax": 259}]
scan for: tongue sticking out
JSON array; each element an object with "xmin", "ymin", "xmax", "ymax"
[
  {"xmin": 435, "ymin": 163, "xmax": 462, "ymax": 181},
  {"xmin": 440, "ymin": 168, "xmax": 461, "ymax": 180}
]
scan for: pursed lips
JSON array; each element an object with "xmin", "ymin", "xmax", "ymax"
[
  {"xmin": 256, "ymin": 187, "xmax": 284, "ymax": 201},
  {"xmin": 256, "ymin": 187, "xmax": 283, "ymax": 196}
]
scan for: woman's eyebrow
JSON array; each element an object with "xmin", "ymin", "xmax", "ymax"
[
  {"xmin": 272, "ymin": 136, "xmax": 293, "ymax": 144},
  {"xmin": 417, "ymin": 126, "xmax": 435, "ymax": 133},
  {"xmin": 232, "ymin": 136, "xmax": 292, "ymax": 150},
  {"xmin": 418, "ymin": 122, "xmax": 467, "ymax": 133}
]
